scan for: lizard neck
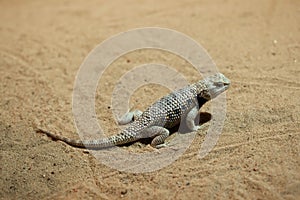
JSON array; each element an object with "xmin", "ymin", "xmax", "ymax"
[{"xmin": 192, "ymin": 80, "xmax": 208, "ymax": 97}]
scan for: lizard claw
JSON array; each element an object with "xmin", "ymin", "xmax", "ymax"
[{"xmin": 155, "ymin": 142, "xmax": 169, "ymax": 149}]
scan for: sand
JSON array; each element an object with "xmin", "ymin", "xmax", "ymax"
[{"xmin": 0, "ymin": 0, "xmax": 299, "ymax": 199}]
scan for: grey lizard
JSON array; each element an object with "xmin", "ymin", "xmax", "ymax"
[{"xmin": 37, "ymin": 73, "xmax": 230, "ymax": 149}]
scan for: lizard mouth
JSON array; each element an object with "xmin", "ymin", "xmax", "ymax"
[
  {"xmin": 209, "ymin": 82, "xmax": 230, "ymax": 98},
  {"xmin": 224, "ymin": 82, "xmax": 230, "ymax": 90},
  {"xmin": 222, "ymin": 79, "xmax": 231, "ymax": 91}
]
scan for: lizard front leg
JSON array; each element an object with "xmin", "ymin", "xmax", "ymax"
[{"xmin": 185, "ymin": 106, "xmax": 208, "ymax": 131}]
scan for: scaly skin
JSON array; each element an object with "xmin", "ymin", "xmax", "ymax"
[{"xmin": 37, "ymin": 73, "xmax": 230, "ymax": 149}]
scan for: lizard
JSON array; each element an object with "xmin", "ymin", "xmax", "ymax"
[{"xmin": 37, "ymin": 72, "xmax": 230, "ymax": 149}]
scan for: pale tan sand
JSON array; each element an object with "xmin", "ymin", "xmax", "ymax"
[{"xmin": 0, "ymin": 0, "xmax": 299, "ymax": 199}]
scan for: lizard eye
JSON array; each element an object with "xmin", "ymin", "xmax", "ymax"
[{"xmin": 214, "ymin": 82, "xmax": 223, "ymax": 87}]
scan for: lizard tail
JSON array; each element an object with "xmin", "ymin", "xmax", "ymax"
[
  {"xmin": 37, "ymin": 128, "xmax": 117, "ymax": 149},
  {"xmin": 37, "ymin": 128, "xmax": 137, "ymax": 149}
]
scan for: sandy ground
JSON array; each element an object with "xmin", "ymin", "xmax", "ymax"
[{"xmin": 1, "ymin": 0, "xmax": 299, "ymax": 199}]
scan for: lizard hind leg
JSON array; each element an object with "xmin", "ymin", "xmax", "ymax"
[
  {"xmin": 118, "ymin": 109, "xmax": 143, "ymax": 125},
  {"xmin": 141, "ymin": 126, "xmax": 170, "ymax": 148}
]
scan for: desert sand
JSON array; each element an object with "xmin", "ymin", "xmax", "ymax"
[{"xmin": 1, "ymin": 0, "xmax": 299, "ymax": 199}]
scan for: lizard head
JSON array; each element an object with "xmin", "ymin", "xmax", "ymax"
[{"xmin": 199, "ymin": 73, "xmax": 230, "ymax": 100}]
